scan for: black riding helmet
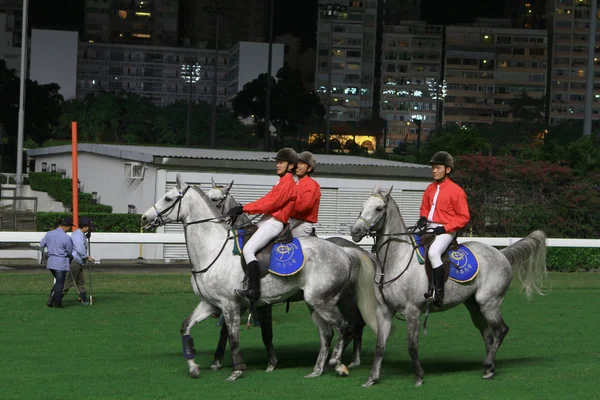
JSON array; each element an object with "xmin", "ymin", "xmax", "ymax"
[
  {"xmin": 298, "ymin": 151, "xmax": 317, "ymax": 171},
  {"xmin": 274, "ymin": 147, "xmax": 298, "ymax": 166},
  {"xmin": 430, "ymin": 151, "xmax": 454, "ymax": 172}
]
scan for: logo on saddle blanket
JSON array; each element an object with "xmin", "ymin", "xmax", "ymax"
[
  {"xmin": 412, "ymin": 235, "xmax": 479, "ymax": 283},
  {"xmin": 233, "ymin": 229, "xmax": 306, "ymax": 276}
]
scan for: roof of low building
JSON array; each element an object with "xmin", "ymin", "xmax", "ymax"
[{"xmin": 28, "ymin": 144, "xmax": 431, "ymax": 179}]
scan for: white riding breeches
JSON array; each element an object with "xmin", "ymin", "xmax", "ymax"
[
  {"xmin": 427, "ymin": 223, "xmax": 456, "ymax": 268},
  {"xmin": 242, "ymin": 215, "xmax": 284, "ymax": 263},
  {"xmin": 290, "ymin": 219, "xmax": 314, "ymax": 237}
]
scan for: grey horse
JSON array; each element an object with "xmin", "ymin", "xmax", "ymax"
[
  {"xmin": 351, "ymin": 186, "xmax": 548, "ymax": 387},
  {"xmin": 140, "ymin": 174, "xmax": 376, "ymax": 381},
  {"xmin": 205, "ymin": 179, "xmax": 372, "ymax": 374}
]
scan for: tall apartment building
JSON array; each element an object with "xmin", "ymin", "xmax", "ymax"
[
  {"xmin": 380, "ymin": 22, "xmax": 443, "ymax": 147},
  {"xmin": 548, "ymin": 0, "xmax": 600, "ymax": 125},
  {"xmin": 506, "ymin": 0, "xmax": 551, "ymax": 29},
  {"xmin": 83, "ymin": 0, "xmax": 178, "ymax": 46},
  {"xmin": 180, "ymin": 0, "xmax": 267, "ymax": 49},
  {"xmin": 0, "ymin": 0, "xmax": 23, "ymax": 76},
  {"xmin": 443, "ymin": 26, "xmax": 547, "ymax": 126},
  {"xmin": 381, "ymin": 0, "xmax": 421, "ymax": 24},
  {"xmin": 315, "ymin": 0, "xmax": 378, "ymax": 124},
  {"xmin": 77, "ymin": 42, "xmax": 229, "ymax": 106}
]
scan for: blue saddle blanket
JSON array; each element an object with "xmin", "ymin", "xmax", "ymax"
[
  {"xmin": 233, "ymin": 229, "xmax": 306, "ymax": 276},
  {"xmin": 412, "ymin": 235, "xmax": 479, "ymax": 283}
]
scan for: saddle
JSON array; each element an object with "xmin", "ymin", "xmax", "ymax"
[
  {"xmin": 419, "ymin": 233, "xmax": 461, "ymax": 284},
  {"xmin": 239, "ymin": 224, "xmax": 294, "ymax": 278}
]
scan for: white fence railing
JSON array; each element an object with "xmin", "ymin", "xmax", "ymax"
[{"xmin": 0, "ymin": 232, "xmax": 599, "ymax": 262}]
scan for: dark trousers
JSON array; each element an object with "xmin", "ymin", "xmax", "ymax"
[{"xmin": 50, "ymin": 269, "xmax": 67, "ymax": 304}]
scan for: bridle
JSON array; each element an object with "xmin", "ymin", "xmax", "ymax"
[{"xmin": 358, "ymin": 193, "xmax": 419, "ymax": 320}]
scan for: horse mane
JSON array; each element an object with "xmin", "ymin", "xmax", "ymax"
[
  {"xmin": 190, "ymin": 185, "xmax": 222, "ymax": 217},
  {"xmin": 375, "ymin": 187, "xmax": 409, "ymax": 232}
]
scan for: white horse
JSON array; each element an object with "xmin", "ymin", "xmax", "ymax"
[
  {"xmin": 351, "ymin": 186, "xmax": 548, "ymax": 387},
  {"xmin": 205, "ymin": 179, "xmax": 375, "ymax": 373},
  {"xmin": 140, "ymin": 174, "xmax": 376, "ymax": 381}
]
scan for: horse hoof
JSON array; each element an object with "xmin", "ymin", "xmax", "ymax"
[
  {"xmin": 415, "ymin": 378, "xmax": 423, "ymax": 387},
  {"xmin": 265, "ymin": 364, "xmax": 276, "ymax": 372},
  {"xmin": 362, "ymin": 378, "xmax": 377, "ymax": 388},
  {"xmin": 335, "ymin": 364, "xmax": 349, "ymax": 377},
  {"xmin": 210, "ymin": 362, "xmax": 222, "ymax": 371},
  {"xmin": 305, "ymin": 370, "xmax": 323, "ymax": 378},
  {"xmin": 483, "ymin": 371, "xmax": 495, "ymax": 379},
  {"xmin": 226, "ymin": 370, "xmax": 243, "ymax": 382}
]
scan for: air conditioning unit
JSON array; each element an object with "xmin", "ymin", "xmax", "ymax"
[{"xmin": 124, "ymin": 162, "xmax": 145, "ymax": 179}]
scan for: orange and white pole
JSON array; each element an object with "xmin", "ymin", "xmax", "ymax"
[{"xmin": 71, "ymin": 122, "xmax": 79, "ymax": 229}]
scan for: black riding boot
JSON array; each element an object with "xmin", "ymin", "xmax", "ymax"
[
  {"xmin": 432, "ymin": 267, "xmax": 445, "ymax": 306},
  {"xmin": 235, "ymin": 261, "xmax": 260, "ymax": 302}
]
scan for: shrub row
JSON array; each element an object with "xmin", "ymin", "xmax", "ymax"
[
  {"xmin": 546, "ymin": 247, "xmax": 600, "ymax": 272},
  {"xmin": 36, "ymin": 212, "xmax": 143, "ymax": 233},
  {"xmin": 28, "ymin": 172, "xmax": 111, "ymax": 212}
]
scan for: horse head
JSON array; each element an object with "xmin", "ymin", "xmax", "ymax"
[
  {"xmin": 206, "ymin": 178, "xmax": 251, "ymax": 228},
  {"xmin": 207, "ymin": 178, "xmax": 234, "ymax": 203},
  {"xmin": 351, "ymin": 185, "xmax": 393, "ymax": 242}
]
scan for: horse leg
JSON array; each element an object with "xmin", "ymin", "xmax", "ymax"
[
  {"xmin": 480, "ymin": 303, "xmax": 510, "ymax": 379},
  {"xmin": 348, "ymin": 316, "xmax": 365, "ymax": 368},
  {"xmin": 363, "ymin": 300, "xmax": 394, "ymax": 387},
  {"xmin": 305, "ymin": 311, "xmax": 333, "ymax": 378},
  {"xmin": 257, "ymin": 305, "xmax": 278, "ymax": 372},
  {"xmin": 222, "ymin": 307, "xmax": 246, "ymax": 382},
  {"xmin": 405, "ymin": 305, "xmax": 425, "ymax": 387},
  {"xmin": 464, "ymin": 296, "xmax": 493, "ymax": 355},
  {"xmin": 180, "ymin": 301, "xmax": 220, "ymax": 378},
  {"xmin": 210, "ymin": 323, "xmax": 229, "ymax": 371},
  {"xmin": 307, "ymin": 297, "xmax": 351, "ymax": 377}
]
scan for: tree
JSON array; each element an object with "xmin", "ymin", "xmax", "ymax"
[{"xmin": 232, "ymin": 64, "xmax": 325, "ymax": 138}]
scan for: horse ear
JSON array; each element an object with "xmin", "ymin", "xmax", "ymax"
[
  {"xmin": 225, "ymin": 180, "xmax": 234, "ymax": 194},
  {"xmin": 176, "ymin": 173, "xmax": 186, "ymax": 190},
  {"xmin": 372, "ymin": 184, "xmax": 381, "ymax": 194},
  {"xmin": 211, "ymin": 177, "xmax": 217, "ymax": 188},
  {"xmin": 384, "ymin": 186, "xmax": 393, "ymax": 199}
]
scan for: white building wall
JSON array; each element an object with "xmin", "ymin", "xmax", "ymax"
[{"xmin": 30, "ymin": 29, "xmax": 79, "ymax": 100}]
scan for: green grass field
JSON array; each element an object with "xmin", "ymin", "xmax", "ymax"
[{"xmin": 1, "ymin": 272, "xmax": 599, "ymax": 400}]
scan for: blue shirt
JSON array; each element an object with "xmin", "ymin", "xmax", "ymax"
[
  {"xmin": 71, "ymin": 229, "xmax": 88, "ymax": 265},
  {"xmin": 40, "ymin": 228, "xmax": 74, "ymax": 271}
]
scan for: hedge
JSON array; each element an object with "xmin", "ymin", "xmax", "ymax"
[
  {"xmin": 546, "ymin": 247, "xmax": 600, "ymax": 272},
  {"xmin": 29, "ymin": 172, "xmax": 111, "ymax": 211},
  {"xmin": 36, "ymin": 212, "xmax": 143, "ymax": 233}
]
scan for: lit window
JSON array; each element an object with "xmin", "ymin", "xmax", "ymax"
[
  {"xmin": 133, "ymin": 33, "xmax": 151, "ymax": 38},
  {"xmin": 135, "ymin": 12, "xmax": 151, "ymax": 17},
  {"xmin": 118, "ymin": 10, "xmax": 127, "ymax": 19}
]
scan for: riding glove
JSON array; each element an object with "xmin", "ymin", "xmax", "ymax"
[
  {"xmin": 416, "ymin": 216, "xmax": 428, "ymax": 229},
  {"xmin": 432, "ymin": 226, "xmax": 446, "ymax": 235},
  {"xmin": 225, "ymin": 205, "xmax": 244, "ymax": 217}
]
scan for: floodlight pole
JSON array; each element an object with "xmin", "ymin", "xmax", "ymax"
[{"xmin": 16, "ymin": 0, "xmax": 29, "ymax": 196}]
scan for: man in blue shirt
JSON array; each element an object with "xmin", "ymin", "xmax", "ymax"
[
  {"xmin": 62, "ymin": 217, "xmax": 94, "ymax": 305},
  {"xmin": 40, "ymin": 217, "xmax": 74, "ymax": 308}
]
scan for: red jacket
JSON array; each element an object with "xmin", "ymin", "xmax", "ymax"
[
  {"xmin": 420, "ymin": 178, "xmax": 470, "ymax": 233},
  {"xmin": 243, "ymin": 173, "xmax": 297, "ymax": 223},
  {"xmin": 291, "ymin": 175, "xmax": 321, "ymax": 223}
]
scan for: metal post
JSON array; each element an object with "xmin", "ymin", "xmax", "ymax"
[
  {"xmin": 584, "ymin": 0, "xmax": 598, "ymax": 136},
  {"xmin": 210, "ymin": 15, "xmax": 221, "ymax": 149},
  {"xmin": 325, "ymin": 16, "xmax": 333, "ymax": 154},
  {"xmin": 16, "ymin": 0, "xmax": 29, "ymax": 197},
  {"xmin": 187, "ymin": 70, "xmax": 192, "ymax": 147},
  {"xmin": 264, "ymin": 0, "xmax": 274, "ymax": 151}
]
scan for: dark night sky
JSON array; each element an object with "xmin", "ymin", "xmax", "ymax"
[{"xmin": 29, "ymin": 0, "xmax": 507, "ymax": 49}]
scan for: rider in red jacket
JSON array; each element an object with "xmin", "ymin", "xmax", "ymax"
[
  {"xmin": 290, "ymin": 151, "xmax": 321, "ymax": 237},
  {"xmin": 417, "ymin": 151, "xmax": 470, "ymax": 306},
  {"xmin": 231, "ymin": 148, "xmax": 298, "ymax": 302}
]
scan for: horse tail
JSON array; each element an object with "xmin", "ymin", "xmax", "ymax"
[
  {"xmin": 500, "ymin": 230, "xmax": 548, "ymax": 300},
  {"xmin": 355, "ymin": 251, "xmax": 378, "ymax": 334}
]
